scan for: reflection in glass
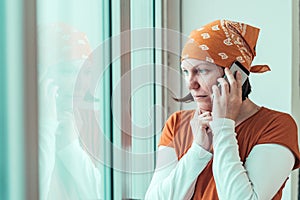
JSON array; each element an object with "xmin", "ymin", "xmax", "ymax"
[{"xmin": 38, "ymin": 22, "xmax": 102, "ymax": 200}]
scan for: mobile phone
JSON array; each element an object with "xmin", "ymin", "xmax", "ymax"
[{"xmin": 218, "ymin": 61, "xmax": 249, "ymax": 89}]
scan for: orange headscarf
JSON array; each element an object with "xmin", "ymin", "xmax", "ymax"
[{"xmin": 181, "ymin": 19, "xmax": 270, "ymax": 73}]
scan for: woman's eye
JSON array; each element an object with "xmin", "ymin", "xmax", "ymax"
[
  {"xmin": 197, "ymin": 69, "xmax": 208, "ymax": 74},
  {"xmin": 182, "ymin": 70, "xmax": 189, "ymax": 76}
]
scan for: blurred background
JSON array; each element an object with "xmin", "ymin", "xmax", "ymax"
[{"xmin": 0, "ymin": 0, "xmax": 299, "ymax": 199}]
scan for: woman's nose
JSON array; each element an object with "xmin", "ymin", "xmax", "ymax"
[{"xmin": 188, "ymin": 74, "xmax": 200, "ymax": 90}]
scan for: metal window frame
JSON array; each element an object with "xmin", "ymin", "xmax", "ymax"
[
  {"xmin": 161, "ymin": 0, "xmax": 183, "ymax": 115},
  {"xmin": 5, "ymin": 0, "xmax": 39, "ymax": 199},
  {"xmin": 23, "ymin": 0, "xmax": 39, "ymax": 199},
  {"xmin": 292, "ymin": 0, "xmax": 300, "ymax": 199},
  {"xmin": 120, "ymin": 0, "xmax": 133, "ymax": 198},
  {"xmin": 0, "ymin": 0, "xmax": 8, "ymax": 199}
]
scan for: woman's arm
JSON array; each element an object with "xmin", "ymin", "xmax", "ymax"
[
  {"xmin": 57, "ymin": 138, "xmax": 102, "ymax": 199},
  {"xmin": 145, "ymin": 143, "xmax": 212, "ymax": 200},
  {"xmin": 211, "ymin": 118, "xmax": 295, "ymax": 200},
  {"xmin": 39, "ymin": 123, "xmax": 57, "ymax": 200},
  {"xmin": 38, "ymin": 78, "xmax": 59, "ymax": 200}
]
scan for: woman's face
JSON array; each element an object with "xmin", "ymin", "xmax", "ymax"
[
  {"xmin": 181, "ymin": 58, "xmax": 224, "ymax": 111},
  {"xmin": 46, "ymin": 60, "xmax": 94, "ymax": 118}
]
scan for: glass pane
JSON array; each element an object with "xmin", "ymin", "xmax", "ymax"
[
  {"xmin": 37, "ymin": 0, "xmax": 108, "ymax": 199},
  {"xmin": 131, "ymin": 0, "xmax": 155, "ymax": 198},
  {"xmin": 37, "ymin": 0, "xmax": 165, "ymax": 199},
  {"xmin": 0, "ymin": 1, "xmax": 8, "ymax": 198}
]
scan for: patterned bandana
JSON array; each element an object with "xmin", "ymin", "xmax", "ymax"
[{"xmin": 181, "ymin": 19, "xmax": 270, "ymax": 73}]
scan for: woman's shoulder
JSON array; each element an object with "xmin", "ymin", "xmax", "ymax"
[
  {"xmin": 159, "ymin": 110, "xmax": 195, "ymax": 147},
  {"xmin": 168, "ymin": 109, "xmax": 195, "ymax": 121},
  {"xmin": 259, "ymin": 107, "xmax": 296, "ymax": 124},
  {"xmin": 237, "ymin": 106, "xmax": 297, "ymax": 139},
  {"xmin": 254, "ymin": 106, "xmax": 298, "ymax": 146},
  {"xmin": 256, "ymin": 107, "xmax": 300, "ymax": 169},
  {"xmin": 163, "ymin": 110, "xmax": 196, "ymax": 129}
]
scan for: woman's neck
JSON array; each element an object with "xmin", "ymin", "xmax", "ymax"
[{"xmin": 235, "ymin": 98, "xmax": 261, "ymax": 126}]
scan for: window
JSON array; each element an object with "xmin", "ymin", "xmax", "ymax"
[{"xmin": 36, "ymin": 0, "xmax": 183, "ymax": 199}]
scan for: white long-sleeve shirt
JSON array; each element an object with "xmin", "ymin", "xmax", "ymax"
[
  {"xmin": 39, "ymin": 127, "xmax": 102, "ymax": 200},
  {"xmin": 56, "ymin": 139, "xmax": 102, "ymax": 199},
  {"xmin": 145, "ymin": 118, "xmax": 295, "ymax": 200}
]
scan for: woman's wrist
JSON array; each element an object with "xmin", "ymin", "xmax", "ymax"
[{"xmin": 209, "ymin": 118, "xmax": 235, "ymax": 136}]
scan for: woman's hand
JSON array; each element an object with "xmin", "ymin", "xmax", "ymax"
[
  {"xmin": 39, "ymin": 78, "xmax": 59, "ymax": 127},
  {"xmin": 190, "ymin": 111, "xmax": 213, "ymax": 152},
  {"xmin": 211, "ymin": 68, "xmax": 242, "ymax": 121},
  {"xmin": 55, "ymin": 111, "xmax": 80, "ymax": 151}
]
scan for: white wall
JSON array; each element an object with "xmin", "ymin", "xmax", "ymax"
[{"xmin": 181, "ymin": 0, "xmax": 298, "ymax": 199}]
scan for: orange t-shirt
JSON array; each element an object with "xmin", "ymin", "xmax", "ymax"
[{"xmin": 159, "ymin": 107, "xmax": 300, "ymax": 200}]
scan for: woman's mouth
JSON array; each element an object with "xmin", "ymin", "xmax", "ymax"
[{"xmin": 193, "ymin": 95, "xmax": 209, "ymax": 100}]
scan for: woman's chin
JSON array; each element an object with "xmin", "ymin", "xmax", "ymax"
[{"xmin": 196, "ymin": 102, "xmax": 212, "ymax": 112}]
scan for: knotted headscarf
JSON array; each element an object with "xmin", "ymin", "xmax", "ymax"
[{"xmin": 181, "ymin": 19, "xmax": 270, "ymax": 73}]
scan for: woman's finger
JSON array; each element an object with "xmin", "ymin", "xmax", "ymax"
[
  {"xmin": 235, "ymin": 71, "xmax": 243, "ymax": 97},
  {"xmin": 198, "ymin": 111, "xmax": 211, "ymax": 117},
  {"xmin": 212, "ymin": 84, "xmax": 221, "ymax": 100},
  {"xmin": 201, "ymin": 120, "xmax": 211, "ymax": 128},
  {"xmin": 197, "ymin": 116, "xmax": 212, "ymax": 121},
  {"xmin": 217, "ymin": 78, "xmax": 229, "ymax": 96},
  {"xmin": 224, "ymin": 67, "xmax": 236, "ymax": 87}
]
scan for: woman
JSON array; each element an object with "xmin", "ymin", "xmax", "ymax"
[
  {"xmin": 145, "ymin": 19, "xmax": 300, "ymax": 199},
  {"xmin": 38, "ymin": 23, "xmax": 101, "ymax": 200}
]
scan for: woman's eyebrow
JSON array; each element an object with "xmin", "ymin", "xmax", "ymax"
[
  {"xmin": 180, "ymin": 63, "xmax": 189, "ymax": 69},
  {"xmin": 181, "ymin": 62, "xmax": 199, "ymax": 68},
  {"xmin": 193, "ymin": 64, "xmax": 211, "ymax": 68},
  {"xmin": 181, "ymin": 61, "xmax": 217, "ymax": 69}
]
